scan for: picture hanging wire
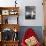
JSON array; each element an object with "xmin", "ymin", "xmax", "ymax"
[{"xmin": 15, "ymin": 0, "xmax": 17, "ymax": 7}]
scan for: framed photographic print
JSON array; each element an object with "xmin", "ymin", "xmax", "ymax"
[
  {"xmin": 2, "ymin": 16, "xmax": 8, "ymax": 24},
  {"xmin": 2, "ymin": 16, "xmax": 18, "ymax": 24},
  {"xmin": 9, "ymin": 10, "xmax": 18, "ymax": 15},
  {"xmin": 1, "ymin": 28, "xmax": 13, "ymax": 41},
  {"xmin": 2, "ymin": 10, "xmax": 9, "ymax": 15},
  {"xmin": 8, "ymin": 16, "xmax": 18, "ymax": 24},
  {"xmin": 9, "ymin": 10, "xmax": 15, "ymax": 15},
  {"xmin": 25, "ymin": 6, "xmax": 36, "ymax": 19}
]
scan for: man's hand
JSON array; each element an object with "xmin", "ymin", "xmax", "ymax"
[{"xmin": 25, "ymin": 36, "xmax": 38, "ymax": 46}]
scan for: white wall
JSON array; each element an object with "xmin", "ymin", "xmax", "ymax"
[
  {"xmin": 0, "ymin": 0, "xmax": 44, "ymax": 26},
  {"xmin": 17, "ymin": 0, "xmax": 44, "ymax": 26}
]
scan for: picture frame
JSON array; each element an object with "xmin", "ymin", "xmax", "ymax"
[
  {"xmin": 2, "ymin": 10, "xmax": 9, "ymax": 15},
  {"xmin": 1, "ymin": 28, "xmax": 13, "ymax": 41},
  {"xmin": 1, "ymin": 28, "xmax": 18, "ymax": 41},
  {"xmin": 2, "ymin": 16, "xmax": 8, "ymax": 24},
  {"xmin": 2, "ymin": 16, "xmax": 18, "ymax": 24},
  {"xmin": 8, "ymin": 16, "xmax": 18, "ymax": 24},
  {"xmin": 9, "ymin": 10, "xmax": 18, "ymax": 15},
  {"xmin": 25, "ymin": 6, "xmax": 36, "ymax": 19}
]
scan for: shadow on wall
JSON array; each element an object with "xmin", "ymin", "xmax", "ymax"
[{"xmin": 18, "ymin": 26, "xmax": 44, "ymax": 44}]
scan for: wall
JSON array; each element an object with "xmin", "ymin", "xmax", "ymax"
[
  {"xmin": 18, "ymin": 0, "xmax": 44, "ymax": 26},
  {"xmin": 0, "ymin": 0, "xmax": 44, "ymax": 26},
  {"xmin": 0, "ymin": 0, "xmax": 44, "ymax": 45},
  {"xmin": 43, "ymin": 0, "xmax": 46, "ymax": 26},
  {"xmin": 43, "ymin": 0, "xmax": 46, "ymax": 45}
]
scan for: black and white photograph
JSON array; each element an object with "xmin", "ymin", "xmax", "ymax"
[{"xmin": 25, "ymin": 6, "xmax": 36, "ymax": 19}]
